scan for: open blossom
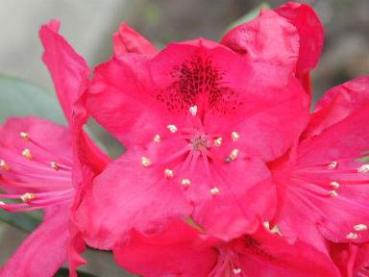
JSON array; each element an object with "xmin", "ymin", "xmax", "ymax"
[
  {"xmin": 73, "ymin": 2, "xmax": 325, "ymax": 250},
  {"xmin": 0, "ymin": 21, "xmax": 108, "ymax": 277},
  {"xmin": 112, "ymin": 220, "xmax": 340, "ymax": 276},
  {"xmin": 270, "ymin": 76, "xmax": 369, "ymax": 252}
]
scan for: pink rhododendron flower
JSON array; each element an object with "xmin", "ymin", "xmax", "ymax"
[
  {"xmin": 0, "ymin": 21, "xmax": 108, "ymax": 277},
  {"xmin": 74, "ymin": 2, "xmax": 315, "ymax": 250},
  {"xmin": 270, "ymin": 76, "xmax": 369, "ymax": 252},
  {"xmin": 113, "ymin": 220, "xmax": 340, "ymax": 276}
]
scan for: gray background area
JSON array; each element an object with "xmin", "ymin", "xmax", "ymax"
[{"xmin": 0, "ymin": 0, "xmax": 368, "ymax": 276}]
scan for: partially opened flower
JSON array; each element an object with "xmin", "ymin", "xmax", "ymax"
[
  {"xmin": 75, "ymin": 3, "xmax": 314, "ymax": 249},
  {"xmin": 270, "ymin": 76, "xmax": 369, "ymax": 252},
  {"xmin": 0, "ymin": 21, "xmax": 108, "ymax": 277},
  {"xmin": 113, "ymin": 220, "xmax": 340, "ymax": 276}
]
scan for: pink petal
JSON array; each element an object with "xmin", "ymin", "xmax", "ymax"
[
  {"xmin": 0, "ymin": 205, "xmax": 69, "ymax": 277},
  {"xmin": 113, "ymin": 23, "xmax": 157, "ymax": 57},
  {"xmin": 113, "ymin": 220, "xmax": 216, "ymax": 276},
  {"xmin": 39, "ymin": 20, "xmax": 90, "ymax": 122}
]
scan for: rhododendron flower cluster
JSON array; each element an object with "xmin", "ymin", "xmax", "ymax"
[{"xmin": 0, "ymin": 2, "xmax": 369, "ymax": 277}]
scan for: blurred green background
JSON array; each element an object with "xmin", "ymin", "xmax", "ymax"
[{"xmin": 0, "ymin": 0, "xmax": 368, "ymax": 276}]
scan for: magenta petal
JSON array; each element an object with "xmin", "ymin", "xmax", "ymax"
[
  {"xmin": 39, "ymin": 20, "xmax": 90, "ymax": 122},
  {"xmin": 113, "ymin": 23, "xmax": 157, "ymax": 57},
  {"xmin": 0, "ymin": 205, "xmax": 69, "ymax": 277}
]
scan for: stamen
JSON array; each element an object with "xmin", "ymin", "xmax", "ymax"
[
  {"xmin": 328, "ymin": 161, "xmax": 338, "ymax": 169},
  {"xmin": 22, "ymin": 148, "xmax": 32, "ymax": 160},
  {"xmin": 189, "ymin": 105, "xmax": 198, "ymax": 117},
  {"xmin": 164, "ymin": 168, "xmax": 174, "ymax": 178},
  {"xmin": 329, "ymin": 181, "xmax": 340, "ymax": 189},
  {"xmin": 354, "ymin": 224, "xmax": 368, "ymax": 232},
  {"xmin": 270, "ymin": 225, "xmax": 282, "ymax": 236},
  {"xmin": 329, "ymin": 190, "xmax": 338, "ymax": 197},
  {"xmin": 233, "ymin": 268, "xmax": 242, "ymax": 275},
  {"xmin": 0, "ymin": 160, "xmax": 9, "ymax": 171},
  {"xmin": 225, "ymin": 149, "xmax": 239, "ymax": 163},
  {"xmin": 141, "ymin": 156, "xmax": 152, "ymax": 167},
  {"xmin": 231, "ymin": 131, "xmax": 240, "ymax": 142},
  {"xmin": 346, "ymin": 232, "xmax": 358, "ymax": 240},
  {"xmin": 153, "ymin": 134, "xmax": 161, "ymax": 143},
  {"xmin": 167, "ymin": 124, "xmax": 178, "ymax": 133},
  {"xmin": 181, "ymin": 178, "xmax": 191, "ymax": 187},
  {"xmin": 210, "ymin": 186, "xmax": 220, "ymax": 195},
  {"xmin": 20, "ymin": 192, "xmax": 36, "ymax": 203},
  {"xmin": 358, "ymin": 164, "xmax": 369, "ymax": 174},
  {"xmin": 50, "ymin": 161, "xmax": 59, "ymax": 171},
  {"xmin": 20, "ymin": 131, "xmax": 29, "ymax": 141},
  {"xmin": 213, "ymin": 137, "xmax": 222, "ymax": 147}
]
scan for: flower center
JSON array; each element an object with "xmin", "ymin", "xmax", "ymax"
[{"xmin": 190, "ymin": 133, "xmax": 209, "ymax": 151}]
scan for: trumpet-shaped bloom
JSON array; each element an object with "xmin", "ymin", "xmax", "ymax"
[
  {"xmin": 75, "ymin": 5, "xmax": 311, "ymax": 249},
  {"xmin": 271, "ymin": 76, "xmax": 369, "ymax": 251}
]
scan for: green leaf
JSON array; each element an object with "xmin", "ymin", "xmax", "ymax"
[
  {"xmin": 226, "ymin": 3, "xmax": 270, "ymax": 31},
  {"xmin": 0, "ymin": 74, "xmax": 64, "ymax": 123},
  {"xmin": 0, "ymin": 210, "xmax": 41, "ymax": 233},
  {"xmin": 55, "ymin": 268, "xmax": 98, "ymax": 277}
]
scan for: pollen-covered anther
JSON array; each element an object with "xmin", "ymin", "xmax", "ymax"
[
  {"xmin": 329, "ymin": 181, "xmax": 340, "ymax": 189},
  {"xmin": 141, "ymin": 156, "xmax": 152, "ymax": 167},
  {"xmin": 189, "ymin": 105, "xmax": 198, "ymax": 117},
  {"xmin": 231, "ymin": 131, "xmax": 240, "ymax": 142},
  {"xmin": 225, "ymin": 149, "xmax": 240, "ymax": 163},
  {"xmin": 50, "ymin": 161, "xmax": 59, "ymax": 171},
  {"xmin": 22, "ymin": 148, "xmax": 32, "ymax": 160},
  {"xmin": 210, "ymin": 187, "xmax": 220, "ymax": 195},
  {"xmin": 329, "ymin": 190, "xmax": 338, "ymax": 197},
  {"xmin": 20, "ymin": 192, "xmax": 36, "ymax": 203},
  {"xmin": 358, "ymin": 164, "xmax": 369, "ymax": 174},
  {"xmin": 346, "ymin": 232, "xmax": 358, "ymax": 240},
  {"xmin": 0, "ymin": 160, "xmax": 9, "ymax": 171},
  {"xmin": 20, "ymin": 131, "xmax": 29, "ymax": 141},
  {"xmin": 164, "ymin": 168, "xmax": 174, "ymax": 178},
  {"xmin": 354, "ymin": 224, "xmax": 368, "ymax": 232},
  {"xmin": 153, "ymin": 134, "xmax": 161, "ymax": 143},
  {"xmin": 213, "ymin": 137, "xmax": 223, "ymax": 147},
  {"xmin": 327, "ymin": 161, "xmax": 338, "ymax": 169},
  {"xmin": 233, "ymin": 268, "xmax": 242, "ymax": 275},
  {"xmin": 180, "ymin": 178, "xmax": 191, "ymax": 187},
  {"xmin": 167, "ymin": 124, "xmax": 178, "ymax": 133}
]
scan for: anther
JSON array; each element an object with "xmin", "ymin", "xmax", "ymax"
[
  {"xmin": 233, "ymin": 268, "xmax": 242, "ymax": 275},
  {"xmin": 50, "ymin": 161, "xmax": 59, "ymax": 171},
  {"xmin": 164, "ymin": 168, "xmax": 174, "ymax": 178},
  {"xmin": 213, "ymin": 137, "xmax": 222, "ymax": 147},
  {"xmin": 181, "ymin": 178, "xmax": 191, "ymax": 187},
  {"xmin": 0, "ymin": 160, "xmax": 9, "ymax": 171},
  {"xmin": 210, "ymin": 187, "xmax": 220, "ymax": 195},
  {"xmin": 358, "ymin": 164, "xmax": 369, "ymax": 174},
  {"xmin": 328, "ymin": 161, "xmax": 338, "ymax": 169},
  {"xmin": 153, "ymin": 134, "xmax": 161, "ymax": 143},
  {"xmin": 354, "ymin": 224, "xmax": 368, "ymax": 232},
  {"xmin": 346, "ymin": 232, "xmax": 358, "ymax": 240},
  {"xmin": 141, "ymin": 157, "xmax": 152, "ymax": 167},
  {"xmin": 167, "ymin": 124, "xmax": 178, "ymax": 133},
  {"xmin": 329, "ymin": 190, "xmax": 338, "ymax": 197},
  {"xmin": 231, "ymin": 131, "xmax": 240, "ymax": 142},
  {"xmin": 22, "ymin": 148, "xmax": 32, "ymax": 160},
  {"xmin": 225, "ymin": 149, "xmax": 240, "ymax": 163},
  {"xmin": 20, "ymin": 192, "xmax": 36, "ymax": 203},
  {"xmin": 20, "ymin": 131, "xmax": 29, "ymax": 141},
  {"xmin": 189, "ymin": 105, "xmax": 198, "ymax": 117},
  {"xmin": 329, "ymin": 181, "xmax": 340, "ymax": 189}
]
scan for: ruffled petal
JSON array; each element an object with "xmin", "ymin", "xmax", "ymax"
[
  {"xmin": 113, "ymin": 220, "xmax": 216, "ymax": 277},
  {"xmin": 0, "ymin": 205, "xmax": 69, "ymax": 277},
  {"xmin": 275, "ymin": 2, "xmax": 324, "ymax": 76},
  {"xmin": 39, "ymin": 20, "xmax": 90, "ymax": 122},
  {"xmin": 221, "ymin": 9, "xmax": 299, "ymax": 77},
  {"xmin": 113, "ymin": 23, "xmax": 157, "ymax": 57}
]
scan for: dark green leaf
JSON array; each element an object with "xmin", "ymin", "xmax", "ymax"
[
  {"xmin": 0, "ymin": 210, "xmax": 41, "ymax": 233},
  {"xmin": 55, "ymin": 268, "xmax": 98, "ymax": 277}
]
